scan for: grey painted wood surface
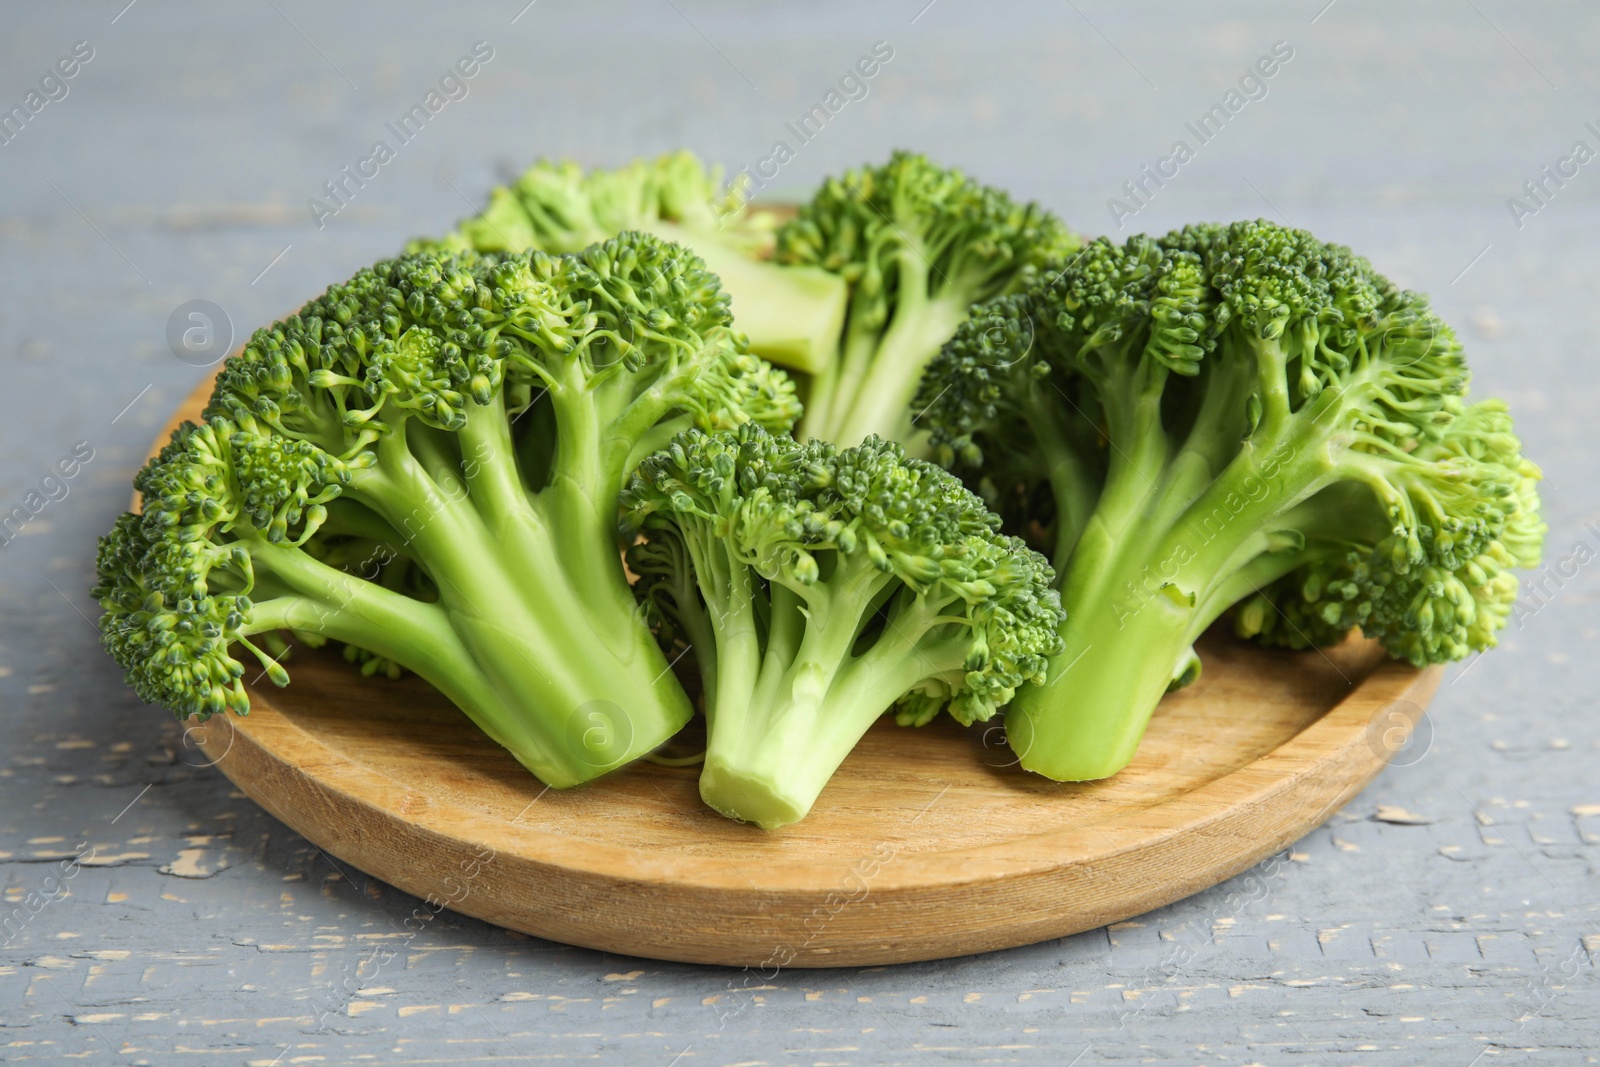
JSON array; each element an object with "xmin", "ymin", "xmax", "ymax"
[{"xmin": 1, "ymin": 1, "xmax": 1596, "ymax": 1063}]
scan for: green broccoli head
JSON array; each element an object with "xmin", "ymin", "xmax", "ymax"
[
  {"xmin": 408, "ymin": 151, "xmax": 849, "ymax": 375},
  {"xmin": 1238, "ymin": 399, "xmax": 1545, "ymax": 666},
  {"xmin": 777, "ymin": 150, "xmax": 1077, "ymax": 313},
  {"xmin": 622, "ymin": 423, "xmax": 1063, "ymax": 828},
  {"xmin": 411, "ymin": 149, "xmax": 765, "ymax": 258},
  {"xmin": 94, "ymin": 500, "xmax": 261, "ymax": 721},
  {"xmin": 773, "ymin": 150, "xmax": 1080, "ymax": 445},
  {"xmin": 917, "ymin": 219, "xmax": 1544, "ymax": 781},
  {"xmin": 96, "ymin": 234, "xmax": 800, "ymax": 788}
]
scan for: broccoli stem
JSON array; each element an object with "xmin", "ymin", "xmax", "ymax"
[
  {"xmin": 650, "ymin": 220, "xmax": 847, "ymax": 375},
  {"xmin": 327, "ymin": 403, "xmax": 690, "ymax": 788},
  {"xmin": 1039, "ymin": 350, "xmax": 1177, "ymax": 640},
  {"xmin": 841, "ymin": 297, "xmax": 969, "ymax": 446},
  {"xmin": 1007, "ymin": 353, "xmax": 1362, "ymax": 781},
  {"xmin": 243, "ymin": 539, "xmax": 515, "ymax": 729},
  {"xmin": 1028, "ymin": 392, "xmax": 1101, "ymax": 567},
  {"xmin": 815, "ymin": 264, "xmax": 972, "ymax": 447},
  {"xmin": 1005, "ymin": 581, "xmax": 1191, "ymax": 781},
  {"xmin": 696, "ymin": 558, "xmax": 961, "ymax": 828}
]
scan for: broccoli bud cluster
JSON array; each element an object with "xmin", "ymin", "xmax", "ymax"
[
  {"xmin": 622, "ymin": 424, "xmax": 1063, "ymax": 826},
  {"xmin": 917, "ymin": 218, "xmax": 1545, "ymax": 781},
  {"xmin": 96, "ymin": 235, "xmax": 799, "ymax": 788},
  {"xmin": 96, "ymin": 153, "xmax": 1547, "ymax": 820}
]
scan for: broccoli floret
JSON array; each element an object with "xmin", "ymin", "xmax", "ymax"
[
  {"xmin": 94, "ymin": 234, "xmax": 800, "ymax": 789},
  {"xmin": 411, "ymin": 150, "xmax": 849, "ymax": 375},
  {"xmin": 776, "ymin": 150, "xmax": 1079, "ymax": 446},
  {"xmin": 622, "ymin": 425, "xmax": 1064, "ymax": 828},
  {"xmin": 917, "ymin": 220, "xmax": 1545, "ymax": 781}
]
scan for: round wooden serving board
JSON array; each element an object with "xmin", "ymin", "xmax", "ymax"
[{"xmin": 146, "ymin": 372, "xmax": 1441, "ymax": 968}]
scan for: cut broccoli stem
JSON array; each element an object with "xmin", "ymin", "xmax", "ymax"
[
  {"xmin": 697, "ymin": 556, "xmax": 957, "ymax": 829},
  {"xmin": 1004, "ymin": 583, "xmax": 1188, "ymax": 781},
  {"xmin": 650, "ymin": 220, "xmax": 847, "ymax": 375},
  {"xmin": 1006, "ymin": 374, "xmax": 1362, "ymax": 780}
]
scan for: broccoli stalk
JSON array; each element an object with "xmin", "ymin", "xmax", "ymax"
[
  {"xmin": 775, "ymin": 151, "xmax": 1079, "ymax": 445},
  {"xmin": 94, "ymin": 235, "xmax": 801, "ymax": 788},
  {"xmin": 919, "ymin": 223, "xmax": 1545, "ymax": 781},
  {"xmin": 411, "ymin": 150, "xmax": 849, "ymax": 375},
  {"xmin": 623, "ymin": 426, "xmax": 1064, "ymax": 828}
]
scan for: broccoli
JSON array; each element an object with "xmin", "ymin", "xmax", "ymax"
[
  {"xmin": 774, "ymin": 150, "xmax": 1079, "ymax": 446},
  {"xmin": 917, "ymin": 220, "xmax": 1545, "ymax": 781},
  {"xmin": 94, "ymin": 234, "xmax": 800, "ymax": 788},
  {"xmin": 413, "ymin": 150, "xmax": 849, "ymax": 375},
  {"xmin": 621, "ymin": 424, "xmax": 1064, "ymax": 828}
]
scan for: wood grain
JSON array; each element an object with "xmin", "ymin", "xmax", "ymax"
[{"xmin": 148, "ymin": 362, "xmax": 1442, "ymax": 969}]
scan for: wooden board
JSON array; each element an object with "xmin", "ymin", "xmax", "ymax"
[{"xmin": 145, "ymin": 374, "xmax": 1441, "ymax": 968}]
